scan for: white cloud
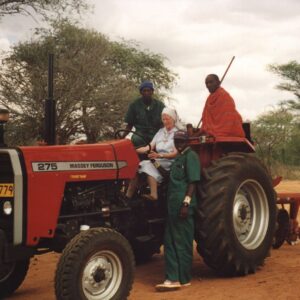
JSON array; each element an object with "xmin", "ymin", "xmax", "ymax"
[
  {"xmin": 0, "ymin": 38, "xmax": 10, "ymax": 51},
  {"xmin": 0, "ymin": 0, "xmax": 300, "ymax": 123},
  {"xmin": 0, "ymin": 14, "xmax": 41, "ymax": 44}
]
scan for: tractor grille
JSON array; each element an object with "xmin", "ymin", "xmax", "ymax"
[{"xmin": 0, "ymin": 152, "xmax": 14, "ymax": 243}]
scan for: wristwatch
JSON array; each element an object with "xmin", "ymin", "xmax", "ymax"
[{"xmin": 183, "ymin": 195, "xmax": 191, "ymax": 205}]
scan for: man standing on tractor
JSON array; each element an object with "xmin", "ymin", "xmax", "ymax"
[
  {"xmin": 124, "ymin": 80, "xmax": 165, "ymax": 147},
  {"xmin": 200, "ymin": 74, "xmax": 245, "ymax": 137},
  {"xmin": 156, "ymin": 130, "xmax": 200, "ymax": 292}
]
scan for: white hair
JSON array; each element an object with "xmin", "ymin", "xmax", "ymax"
[{"xmin": 162, "ymin": 107, "xmax": 185, "ymax": 130}]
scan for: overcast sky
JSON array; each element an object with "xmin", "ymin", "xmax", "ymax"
[{"xmin": 1, "ymin": 0, "xmax": 300, "ymax": 125}]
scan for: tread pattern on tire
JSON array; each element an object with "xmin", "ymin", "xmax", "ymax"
[
  {"xmin": 0, "ymin": 258, "xmax": 30, "ymax": 298},
  {"xmin": 196, "ymin": 153, "xmax": 277, "ymax": 276},
  {"xmin": 55, "ymin": 227, "xmax": 135, "ymax": 300}
]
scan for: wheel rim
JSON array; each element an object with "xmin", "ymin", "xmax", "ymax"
[
  {"xmin": 233, "ymin": 179, "xmax": 269, "ymax": 250},
  {"xmin": 0, "ymin": 262, "xmax": 15, "ymax": 282},
  {"xmin": 82, "ymin": 250, "xmax": 123, "ymax": 300}
]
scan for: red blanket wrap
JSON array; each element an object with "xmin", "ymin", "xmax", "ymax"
[{"xmin": 201, "ymin": 87, "xmax": 245, "ymax": 138}]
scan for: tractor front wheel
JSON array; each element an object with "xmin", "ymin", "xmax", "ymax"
[
  {"xmin": 55, "ymin": 228, "xmax": 135, "ymax": 300},
  {"xmin": 0, "ymin": 258, "xmax": 30, "ymax": 298},
  {"xmin": 196, "ymin": 153, "xmax": 277, "ymax": 276}
]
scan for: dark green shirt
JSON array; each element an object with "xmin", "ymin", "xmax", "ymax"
[
  {"xmin": 125, "ymin": 97, "xmax": 165, "ymax": 146},
  {"xmin": 167, "ymin": 147, "xmax": 201, "ymax": 215}
]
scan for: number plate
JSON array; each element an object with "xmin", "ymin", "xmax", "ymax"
[{"xmin": 0, "ymin": 184, "xmax": 14, "ymax": 197}]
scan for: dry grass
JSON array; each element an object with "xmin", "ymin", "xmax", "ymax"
[{"xmin": 270, "ymin": 163, "xmax": 300, "ymax": 180}]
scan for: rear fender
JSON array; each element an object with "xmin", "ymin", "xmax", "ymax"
[{"xmin": 189, "ymin": 136, "xmax": 255, "ymax": 169}]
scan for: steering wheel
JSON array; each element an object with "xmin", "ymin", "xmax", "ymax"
[{"xmin": 114, "ymin": 129, "xmax": 152, "ymax": 154}]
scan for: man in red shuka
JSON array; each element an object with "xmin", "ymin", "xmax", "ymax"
[{"xmin": 200, "ymin": 74, "xmax": 245, "ymax": 138}]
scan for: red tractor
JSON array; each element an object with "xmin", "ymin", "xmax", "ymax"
[
  {"xmin": 0, "ymin": 126, "xmax": 277, "ymax": 300},
  {"xmin": 0, "ymin": 56, "xmax": 277, "ymax": 300}
]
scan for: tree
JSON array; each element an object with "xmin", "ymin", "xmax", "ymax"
[
  {"xmin": 0, "ymin": 21, "xmax": 177, "ymax": 145},
  {"xmin": 252, "ymin": 107, "xmax": 295, "ymax": 171},
  {"xmin": 0, "ymin": 0, "xmax": 88, "ymax": 19},
  {"xmin": 267, "ymin": 61, "xmax": 300, "ymax": 168},
  {"xmin": 268, "ymin": 61, "xmax": 300, "ymax": 117}
]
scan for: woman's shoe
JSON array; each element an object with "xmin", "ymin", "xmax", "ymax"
[
  {"xmin": 155, "ymin": 280, "xmax": 181, "ymax": 292},
  {"xmin": 181, "ymin": 282, "xmax": 191, "ymax": 287}
]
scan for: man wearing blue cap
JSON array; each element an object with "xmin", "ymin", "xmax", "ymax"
[
  {"xmin": 156, "ymin": 130, "xmax": 200, "ymax": 291},
  {"xmin": 124, "ymin": 80, "xmax": 165, "ymax": 147}
]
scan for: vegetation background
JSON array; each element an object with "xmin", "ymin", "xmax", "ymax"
[{"xmin": 0, "ymin": 0, "xmax": 299, "ymax": 178}]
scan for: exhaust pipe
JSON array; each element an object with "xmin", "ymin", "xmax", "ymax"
[{"xmin": 44, "ymin": 53, "xmax": 56, "ymax": 145}]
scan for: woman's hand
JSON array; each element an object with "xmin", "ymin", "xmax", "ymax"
[{"xmin": 148, "ymin": 151, "xmax": 160, "ymax": 159}]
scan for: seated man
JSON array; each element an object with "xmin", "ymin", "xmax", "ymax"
[
  {"xmin": 200, "ymin": 74, "xmax": 245, "ymax": 138},
  {"xmin": 124, "ymin": 80, "xmax": 165, "ymax": 147}
]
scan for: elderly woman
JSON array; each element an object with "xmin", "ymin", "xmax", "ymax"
[{"xmin": 126, "ymin": 107, "xmax": 183, "ymax": 201}]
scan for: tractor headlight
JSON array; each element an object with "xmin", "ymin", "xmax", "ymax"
[{"xmin": 3, "ymin": 201, "xmax": 12, "ymax": 215}]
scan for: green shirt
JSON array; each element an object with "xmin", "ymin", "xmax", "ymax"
[
  {"xmin": 125, "ymin": 97, "xmax": 165, "ymax": 146},
  {"xmin": 167, "ymin": 147, "xmax": 201, "ymax": 215}
]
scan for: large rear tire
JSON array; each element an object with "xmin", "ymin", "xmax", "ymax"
[
  {"xmin": 0, "ymin": 258, "xmax": 30, "ymax": 298},
  {"xmin": 55, "ymin": 228, "xmax": 135, "ymax": 300},
  {"xmin": 196, "ymin": 153, "xmax": 277, "ymax": 276}
]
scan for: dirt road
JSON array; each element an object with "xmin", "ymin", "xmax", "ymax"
[{"xmin": 8, "ymin": 180, "xmax": 300, "ymax": 300}]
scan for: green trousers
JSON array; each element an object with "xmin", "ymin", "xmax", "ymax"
[{"xmin": 164, "ymin": 214, "xmax": 194, "ymax": 284}]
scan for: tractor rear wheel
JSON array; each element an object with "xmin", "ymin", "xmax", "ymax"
[
  {"xmin": 55, "ymin": 227, "xmax": 135, "ymax": 300},
  {"xmin": 0, "ymin": 258, "xmax": 30, "ymax": 298},
  {"xmin": 196, "ymin": 153, "xmax": 276, "ymax": 276}
]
